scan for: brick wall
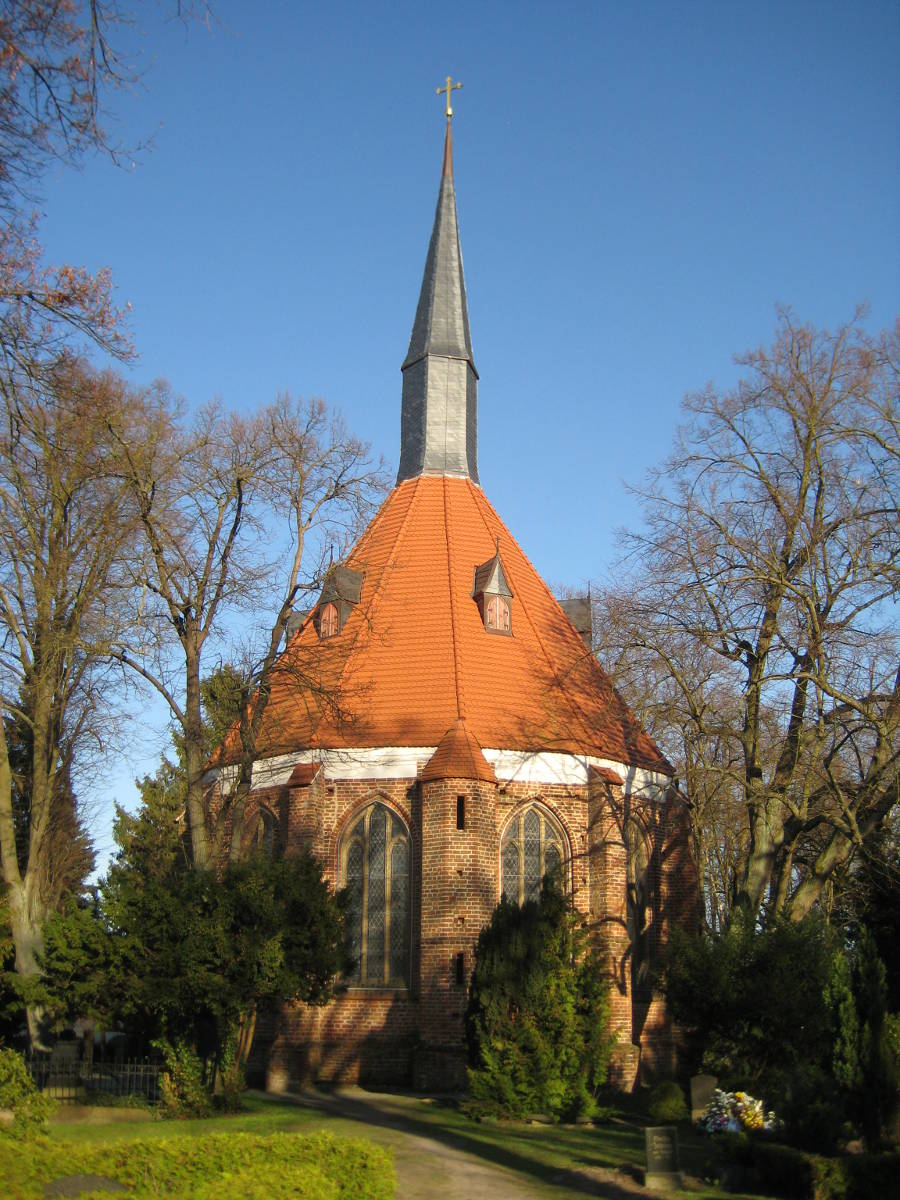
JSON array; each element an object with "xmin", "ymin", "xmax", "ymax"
[{"xmin": 217, "ymin": 766, "xmax": 699, "ymax": 1093}]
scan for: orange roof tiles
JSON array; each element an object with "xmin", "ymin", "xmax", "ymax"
[
  {"xmin": 286, "ymin": 762, "xmax": 322, "ymax": 787},
  {"xmin": 421, "ymin": 720, "xmax": 497, "ymax": 782},
  {"xmin": 590, "ymin": 766, "xmax": 625, "ymax": 786},
  {"xmin": 246, "ymin": 475, "xmax": 672, "ymax": 775}
]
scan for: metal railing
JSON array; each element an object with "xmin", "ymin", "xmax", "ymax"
[{"xmin": 26, "ymin": 1055, "xmax": 161, "ymax": 1105}]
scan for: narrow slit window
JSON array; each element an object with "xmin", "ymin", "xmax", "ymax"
[
  {"xmin": 456, "ymin": 795, "xmax": 466, "ymax": 830},
  {"xmin": 455, "ymin": 951, "xmax": 465, "ymax": 986}
]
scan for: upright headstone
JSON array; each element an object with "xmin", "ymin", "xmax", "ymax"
[
  {"xmin": 690, "ymin": 1073, "xmax": 718, "ymax": 1122},
  {"xmin": 644, "ymin": 1126, "xmax": 684, "ymax": 1192}
]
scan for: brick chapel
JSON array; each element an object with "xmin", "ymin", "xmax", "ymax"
[{"xmin": 205, "ymin": 110, "xmax": 699, "ymax": 1092}]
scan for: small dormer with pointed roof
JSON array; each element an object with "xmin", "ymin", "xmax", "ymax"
[
  {"xmin": 314, "ymin": 562, "xmax": 364, "ymax": 639},
  {"xmin": 472, "ymin": 543, "xmax": 513, "ymax": 634}
]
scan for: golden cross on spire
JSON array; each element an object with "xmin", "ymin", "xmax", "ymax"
[{"xmin": 436, "ymin": 75, "xmax": 462, "ymax": 120}]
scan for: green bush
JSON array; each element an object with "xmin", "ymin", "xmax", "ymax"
[
  {"xmin": 155, "ymin": 1039, "xmax": 212, "ymax": 1118},
  {"xmin": 0, "ymin": 1129, "xmax": 395, "ymax": 1199},
  {"xmin": 725, "ymin": 1139, "xmax": 900, "ymax": 1200},
  {"xmin": 664, "ymin": 912, "xmax": 838, "ymax": 1109},
  {"xmin": 465, "ymin": 878, "xmax": 613, "ymax": 1122},
  {"xmin": 647, "ymin": 1080, "xmax": 688, "ymax": 1123},
  {"xmin": 0, "ymin": 1047, "xmax": 56, "ymax": 1138},
  {"xmin": 779, "ymin": 1068, "xmax": 848, "ymax": 1154},
  {"xmin": 664, "ymin": 914, "xmax": 898, "ymax": 1148}
]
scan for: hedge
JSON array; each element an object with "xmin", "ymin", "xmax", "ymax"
[
  {"xmin": 726, "ymin": 1139, "xmax": 900, "ymax": 1200},
  {"xmin": 0, "ymin": 1129, "xmax": 395, "ymax": 1200}
]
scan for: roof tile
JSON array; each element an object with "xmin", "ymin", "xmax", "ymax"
[
  {"xmin": 236, "ymin": 475, "xmax": 672, "ymax": 775},
  {"xmin": 421, "ymin": 719, "xmax": 497, "ymax": 782}
]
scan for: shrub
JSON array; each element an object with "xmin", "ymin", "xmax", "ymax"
[
  {"xmin": 851, "ymin": 929, "xmax": 898, "ymax": 1147},
  {"xmin": 0, "ymin": 1129, "xmax": 395, "ymax": 1199},
  {"xmin": 725, "ymin": 1140, "xmax": 900, "ymax": 1200},
  {"xmin": 465, "ymin": 878, "xmax": 613, "ymax": 1121},
  {"xmin": 664, "ymin": 913, "xmax": 898, "ymax": 1148},
  {"xmin": 0, "ymin": 1047, "xmax": 56, "ymax": 1138},
  {"xmin": 155, "ymin": 1040, "xmax": 212, "ymax": 1118},
  {"xmin": 779, "ymin": 1069, "xmax": 847, "ymax": 1154},
  {"xmin": 647, "ymin": 1080, "xmax": 688, "ymax": 1123},
  {"xmin": 663, "ymin": 912, "xmax": 838, "ymax": 1109}
]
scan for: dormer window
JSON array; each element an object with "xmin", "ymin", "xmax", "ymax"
[
  {"xmin": 314, "ymin": 563, "xmax": 364, "ymax": 640},
  {"xmin": 473, "ymin": 543, "xmax": 514, "ymax": 635},
  {"xmin": 318, "ymin": 602, "xmax": 339, "ymax": 639}
]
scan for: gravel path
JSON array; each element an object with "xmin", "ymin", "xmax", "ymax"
[{"xmin": 274, "ymin": 1088, "xmax": 656, "ymax": 1200}]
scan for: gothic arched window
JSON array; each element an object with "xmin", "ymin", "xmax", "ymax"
[
  {"xmin": 501, "ymin": 805, "xmax": 565, "ymax": 905},
  {"xmin": 342, "ymin": 803, "xmax": 410, "ymax": 987},
  {"xmin": 248, "ymin": 806, "xmax": 278, "ymax": 859},
  {"xmin": 626, "ymin": 818, "xmax": 652, "ymax": 997}
]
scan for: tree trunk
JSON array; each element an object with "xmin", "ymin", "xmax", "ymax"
[
  {"xmin": 0, "ymin": 716, "xmax": 47, "ymax": 1045},
  {"xmin": 7, "ymin": 885, "xmax": 48, "ymax": 1045},
  {"xmin": 183, "ymin": 637, "xmax": 211, "ymax": 870},
  {"xmin": 736, "ymin": 791, "xmax": 783, "ymax": 917},
  {"xmin": 236, "ymin": 1004, "xmax": 258, "ymax": 1069}
]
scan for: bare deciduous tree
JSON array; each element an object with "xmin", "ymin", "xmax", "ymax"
[
  {"xmin": 0, "ymin": 357, "xmax": 148, "ymax": 1037},
  {"xmin": 0, "ymin": 1, "xmax": 214, "ymax": 368},
  {"xmin": 601, "ymin": 310, "xmax": 899, "ymax": 925},
  {"xmin": 109, "ymin": 393, "xmax": 387, "ymax": 870}
]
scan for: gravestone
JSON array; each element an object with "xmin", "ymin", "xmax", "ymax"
[
  {"xmin": 690, "ymin": 1072, "xmax": 718, "ymax": 1122},
  {"xmin": 644, "ymin": 1125, "xmax": 684, "ymax": 1192}
]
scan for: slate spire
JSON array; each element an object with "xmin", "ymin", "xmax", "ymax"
[{"xmin": 397, "ymin": 118, "xmax": 479, "ymax": 484}]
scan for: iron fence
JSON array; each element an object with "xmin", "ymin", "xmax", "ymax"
[{"xmin": 26, "ymin": 1055, "xmax": 161, "ymax": 1105}]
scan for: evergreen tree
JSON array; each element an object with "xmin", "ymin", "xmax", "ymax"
[
  {"xmin": 852, "ymin": 928, "xmax": 897, "ymax": 1148},
  {"xmin": 465, "ymin": 879, "xmax": 612, "ymax": 1120}
]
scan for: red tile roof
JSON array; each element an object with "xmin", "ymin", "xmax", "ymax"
[
  {"xmin": 421, "ymin": 719, "xmax": 497, "ymax": 782},
  {"xmin": 590, "ymin": 766, "xmax": 625, "ymax": 786},
  {"xmin": 234, "ymin": 475, "xmax": 671, "ymax": 775},
  {"xmin": 286, "ymin": 762, "xmax": 322, "ymax": 787}
]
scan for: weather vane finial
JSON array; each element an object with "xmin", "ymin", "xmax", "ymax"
[{"xmin": 436, "ymin": 75, "xmax": 462, "ymax": 120}]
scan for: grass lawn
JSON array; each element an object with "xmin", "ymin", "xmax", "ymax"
[
  {"xmin": 4, "ymin": 1092, "xmax": 777, "ymax": 1199},
  {"xmin": 296, "ymin": 1092, "xmax": 770, "ymax": 1199},
  {"xmin": 46, "ymin": 1092, "xmax": 325, "ymax": 1144}
]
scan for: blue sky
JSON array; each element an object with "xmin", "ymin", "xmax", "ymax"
[{"xmin": 34, "ymin": 0, "xmax": 899, "ymax": 862}]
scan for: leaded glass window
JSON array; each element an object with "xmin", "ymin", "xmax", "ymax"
[
  {"xmin": 501, "ymin": 805, "xmax": 565, "ymax": 904},
  {"xmin": 342, "ymin": 803, "xmax": 410, "ymax": 987},
  {"xmin": 626, "ymin": 818, "xmax": 651, "ymax": 996}
]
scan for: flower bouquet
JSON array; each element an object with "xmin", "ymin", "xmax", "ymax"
[{"xmin": 697, "ymin": 1088, "xmax": 778, "ymax": 1134}]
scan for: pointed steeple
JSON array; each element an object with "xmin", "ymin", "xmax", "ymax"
[{"xmin": 397, "ymin": 115, "xmax": 479, "ymax": 485}]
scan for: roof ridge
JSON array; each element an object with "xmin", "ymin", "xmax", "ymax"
[
  {"xmin": 350, "ymin": 483, "xmax": 401, "ymax": 560},
  {"xmin": 443, "ymin": 476, "xmax": 467, "ymax": 720},
  {"xmin": 467, "ymin": 482, "xmax": 600, "ymax": 752},
  {"xmin": 332, "ymin": 479, "xmax": 425, "ymax": 704}
]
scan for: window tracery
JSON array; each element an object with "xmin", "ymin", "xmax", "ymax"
[
  {"xmin": 626, "ymin": 818, "xmax": 652, "ymax": 997},
  {"xmin": 500, "ymin": 805, "xmax": 565, "ymax": 904},
  {"xmin": 342, "ymin": 803, "xmax": 410, "ymax": 987}
]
